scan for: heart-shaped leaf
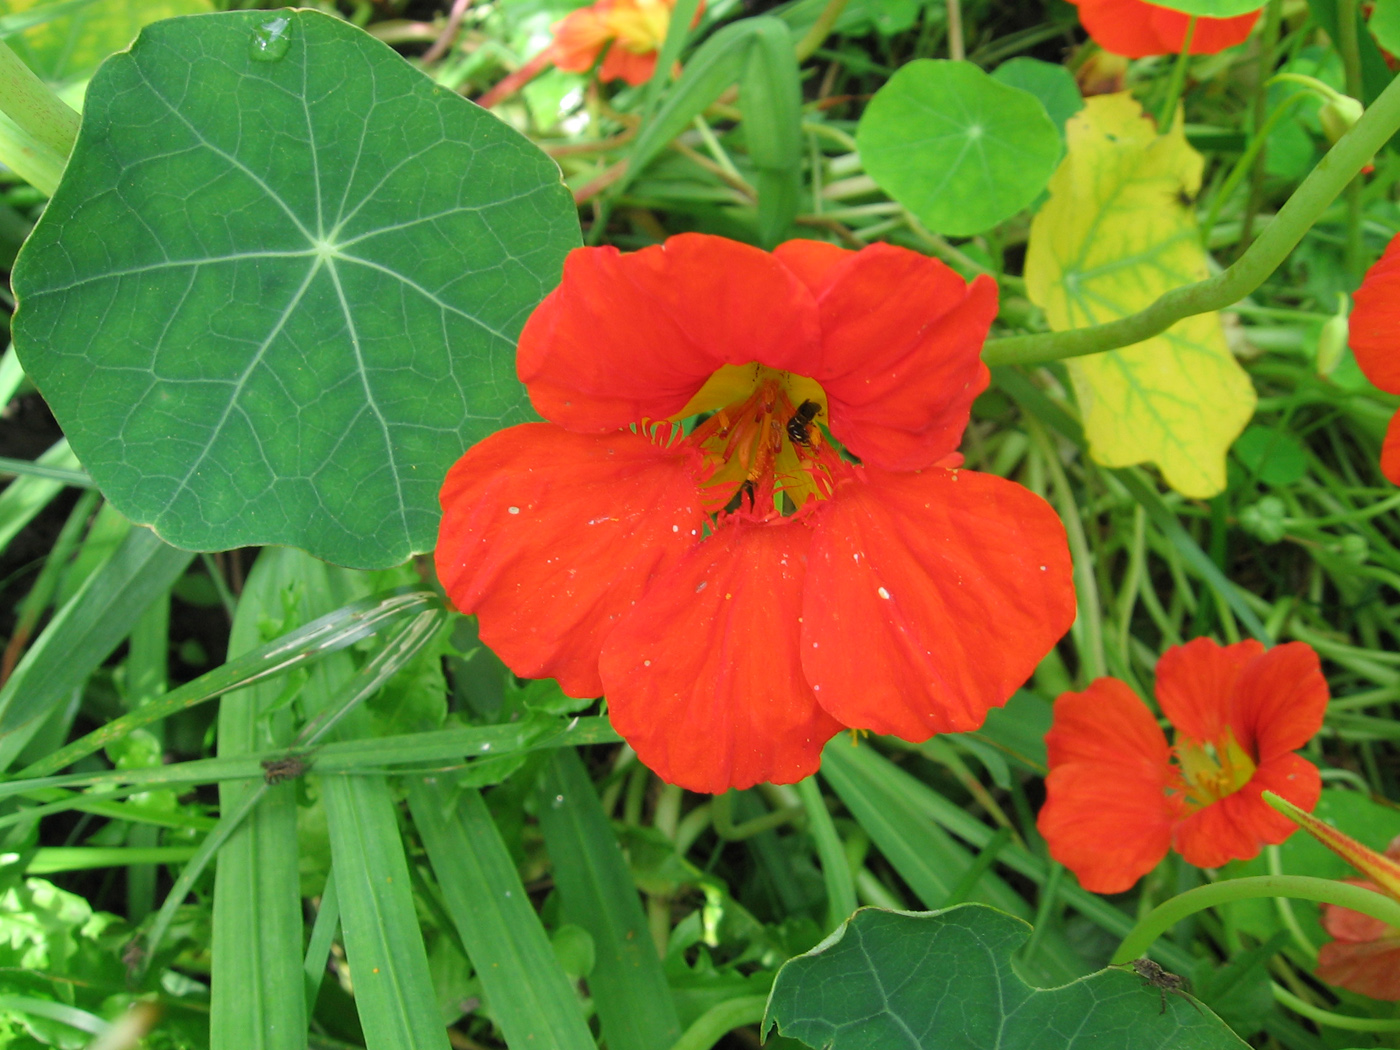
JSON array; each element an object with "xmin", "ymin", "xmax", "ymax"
[
  {"xmin": 12, "ymin": 9, "xmax": 580, "ymax": 568},
  {"xmin": 856, "ymin": 59, "xmax": 1061, "ymax": 237},
  {"xmin": 764, "ymin": 905, "xmax": 1249, "ymax": 1050}
]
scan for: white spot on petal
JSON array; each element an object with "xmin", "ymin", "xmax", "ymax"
[
  {"xmin": 878, "ymin": 586, "xmax": 891, "ymax": 600},
  {"xmin": 508, "ymin": 506, "xmax": 520, "ymax": 515}
]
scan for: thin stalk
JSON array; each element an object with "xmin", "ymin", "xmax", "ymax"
[
  {"xmin": 1156, "ymin": 18, "xmax": 1196, "ymax": 133},
  {"xmin": 1272, "ymin": 985, "xmax": 1400, "ymax": 1031},
  {"xmin": 1240, "ymin": 0, "xmax": 1283, "ymax": 250},
  {"xmin": 667, "ymin": 997, "xmax": 768, "ymax": 1050},
  {"xmin": 1337, "ymin": 0, "xmax": 1366, "ymax": 277},
  {"xmin": 798, "ymin": 775, "xmax": 857, "ymax": 931},
  {"xmin": 1203, "ymin": 92, "xmax": 1307, "ymax": 242},
  {"xmin": 1112, "ymin": 875, "xmax": 1400, "ymax": 964},
  {"xmin": 0, "ymin": 40, "xmax": 79, "ymax": 194},
  {"xmin": 946, "ymin": 0, "xmax": 964, "ymax": 61},
  {"xmin": 795, "ymin": 0, "xmax": 852, "ymax": 63},
  {"xmin": 983, "ymin": 67, "xmax": 1400, "ymax": 366}
]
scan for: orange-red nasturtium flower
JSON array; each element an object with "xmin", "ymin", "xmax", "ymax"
[
  {"xmin": 1066, "ymin": 0, "xmax": 1261, "ymax": 58},
  {"xmin": 434, "ymin": 234, "xmax": 1076, "ymax": 794},
  {"xmin": 1350, "ymin": 232, "xmax": 1400, "ymax": 484},
  {"xmin": 1037, "ymin": 638, "xmax": 1328, "ymax": 893},
  {"xmin": 553, "ymin": 0, "xmax": 683, "ymax": 86}
]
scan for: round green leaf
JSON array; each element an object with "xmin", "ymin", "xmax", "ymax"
[
  {"xmin": 990, "ymin": 57, "xmax": 1085, "ymax": 136},
  {"xmin": 13, "ymin": 10, "xmax": 580, "ymax": 569},
  {"xmin": 1128, "ymin": 0, "xmax": 1265, "ymax": 17},
  {"xmin": 856, "ymin": 59, "xmax": 1062, "ymax": 237}
]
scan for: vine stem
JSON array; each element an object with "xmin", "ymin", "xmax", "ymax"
[
  {"xmin": 1156, "ymin": 17, "xmax": 1196, "ymax": 133},
  {"xmin": 0, "ymin": 40, "xmax": 80, "ymax": 195},
  {"xmin": 1110, "ymin": 875, "xmax": 1400, "ymax": 965},
  {"xmin": 982, "ymin": 63, "xmax": 1400, "ymax": 367}
]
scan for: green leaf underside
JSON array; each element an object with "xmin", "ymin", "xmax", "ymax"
[
  {"xmin": 856, "ymin": 59, "xmax": 1061, "ymax": 238},
  {"xmin": 765, "ymin": 906, "xmax": 1249, "ymax": 1050},
  {"xmin": 12, "ymin": 9, "xmax": 580, "ymax": 568},
  {"xmin": 1125, "ymin": 0, "xmax": 1264, "ymax": 15}
]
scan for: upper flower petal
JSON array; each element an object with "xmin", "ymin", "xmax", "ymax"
[
  {"xmin": 1154, "ymin": 636, "xmax": 1264, "ymax": 743},
  {"xmin": 517, "ymin": 234, "xmax": 821, "ymax": 431},
  {"xmin": 1172, "ymin": 752, "xmax": 1320, "ymax": 868},
  {"xmin": 1351, "ymin": 233, "xmax": 1400, "ymax": 396},
  {"xmin": 599, "ymin": 519, "xmax": 844, "ymax": 793},
  {"xmin": 779, "ymin": 242, "xmax": 997, "ymax": 470},
  {"xmin": 800, "ymin": 467, "xmax": 1075, "ymax": 738},
  {"xmin": 1068, "ymin": 0, "xmax": 1258, "ymax": 57},
  {"xmin": 1038, "ymin": 678, "xmax": 1176, "ymax": 894},
  {"xmin": 1229, "ymin": 641, "xmax": 1328, "ymax": 762},
  {"xmin": 436, "ymin": 423, "xmax": 705, "ymax": 698},
  {"xmin": 1149, "ymin": 3, "xmax": 1259, "ymax": 54},
  {"xmin": 552, "ymin": 3, "xmax": 615, "ymax": 72}
]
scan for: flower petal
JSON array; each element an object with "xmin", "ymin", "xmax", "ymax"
[
  {"xmin": 1154, "ymin": 636, "xmax": 1264, "ymax": 743},
  {"xmin": 1037, "ymin": 678, "xmax": 1176, "ymax": 894},
  {"xmin": 772, "ymin": 238, "xmax": 853, "ymax": 292},
  {"xmin": 436, "ymin": 423, "xmax": 704, "ymax": 698},
  {"xmin": 1149, "ymin": 3, "xmax": 1259, "ymax": 54},
  {"xmin": 1172, "ymin": 753, "xmax": 1320, "ymax": 868},
  {"xmin": 599, "ymin": 519, "xmax": 844, "ymax": 793},
  {"xmin": 801, "ymin": 467, "xmax": 1075, "ymax": 738},
  {"xmin": 517, "ymin": 234, "xmax": 821, "ymax": 431},
  {"xmin": 1381, "ymin": 410, "xmax": 1400, "ymax": 486},
  {"xmin": 1230, "ymin": 641, "xmax": 1328, "ymax": 762},
  {"xmin": 1316, "ymin": 935, "xmax": 1400, "ymax": 1001},
  {"xmin": 1321, "ymin": 879, "xmax": 1395, "ymax": 944},
  {"xmin": 795, "ymin": 244, "xmax": 997, "ymax": 470},
  {"xmin": 552, "ymin": 3, "xmax": 613, "ymax": 71},
  {"xmin": 598, "ymin": 46, "xmax": 657, "ymax": 85},
  {"xmin": 1068, "ymin": 0, "xmax": 1257, "ymax": 56},
  {"xmin": 1351, "ymin": 233, "xmax": 1400, "ymax": 395}
]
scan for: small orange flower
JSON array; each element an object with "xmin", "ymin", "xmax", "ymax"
[
  {"xmin": 553, "ymin": 0, "xmax": 681, "ymax": 86},
  {"xmin": 1349, "ymin": 233, "xmax": 1400, "ymax": 485},
  {"xmin": 1066, "ymin": 0, "xmax": 1261, "ymax": 58},
  {"xmin": 1317, "ymin": 838, "xmax": 1400, "ymax": 1001},
  {"xmin": 1037, "ymin": 638, "xmax": 1328, "ymax": 893}
]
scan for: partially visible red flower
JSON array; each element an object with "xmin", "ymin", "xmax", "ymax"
[
  {"xmin": 1318, "ymin": 837, "xmax": 1400, "ymax": 1001},
  {"xmin": 435, "ymin": 234, "xmax": 1076, "ymax": 793},
  {"xmin": 553, "ymin": 0, "xmax": 683, "ymax": 86},
  {"xmin": 1350, "ymin": 233, "xmax": 1400, "ymax": 484},
  {"xmin": 1037, "ymin": 638, "xmax": 1328, "ymax": 893},
  {"xmin": 1067, "ymin": 0, "xmax": 1261, "ymax": 58}
]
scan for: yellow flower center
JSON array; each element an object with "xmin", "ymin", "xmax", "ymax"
[
  {"xmin": 604, "ymin": 0, "xmax": 671, "ymax": 55},
  {"xmin": 1174, "ymin": 727, "xmax": 1257, "ymax": 810},
  {"xmin": 674, "ymin": 364, "xmax": 838, "ymax": 516}
]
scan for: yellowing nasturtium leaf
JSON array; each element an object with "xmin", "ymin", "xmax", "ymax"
[{"xmin": 1025, "ymin": 94, "xmax": 1256, "ymax": 498}]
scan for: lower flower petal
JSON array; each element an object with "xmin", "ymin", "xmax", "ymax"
[
  {"xmin": 599, "ymin": 519, "xmax": 844, "ymax": 793},
  {"xmin": 801, "ymin": 467, "xmax": 1074, "ymax": 738},
  {"xmin": 1316, "ymin": 936, "xmax": 1400, "ymax": 1001},
  {"xmin": 436, "ymin": 423, "xmax": 704, "ymax": 698},
  {"xmin": 1230, "ymin": 641, "xmax": 1328, "ymax": 762},
  {"xmin": 1150, "ymin": 5, "xmax": 1259, "ymax": 54},
  {"xmin": 1070, "ymin": 0, "xmax": 1179, "ymax": 57},
  {"xmin": 1038, "ymin": 678, "xmax": 1176, "ymax": 894},
  {"xmin": 1172, "ymin": 753, "xmax": 1321, "ymax": 868},
  {"xmin": 1322, "ymin": 880, "xmax": 1395, "ymax": 944},
  {"xmin": 1154, "ymin": 637, "xmax": 1263, "ymax": 744},
  {"xmin": 1351, "ymin": 233, "xmax": 1400, "ymax": 394}
]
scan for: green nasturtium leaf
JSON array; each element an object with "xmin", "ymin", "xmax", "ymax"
[
  {"xmin": 1369, "ymin": 0, "xmax": 1400, "ymax": 56},
  {"xmin": 12, "ymin": 10, "xmax": 580, "ymax": 569},
  {"xmin": 990, "ymin": 57, "xmax": 1085, "ymax": 136},
  {"xmin": 764, "ymin": 906, "xmax": 1249, "ymax": 1050},
  {"xmin": 1126, "ymin": 0, "xmax": 1264, "ymax": 17},
  {"xmin": 1024, "ymin": 94, "xmax": 1255, "ymax": 498},
  {"xmin": 856, "ymin": 59, "xmax": 1061, "ymax": 237},
  {"xmin": 1, "ymin": 0, "xmax": 213, "ymax": 85}
]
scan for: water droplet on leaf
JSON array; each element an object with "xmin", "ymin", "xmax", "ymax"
[{"xmin": 250, "ymin": 16, "xmax": 292, "ymax": 62}]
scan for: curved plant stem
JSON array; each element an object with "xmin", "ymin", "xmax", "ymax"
[
  {"xmin": 1111, "ymin": 875, "xmax": 1400, "ymax": 965},
  {"xmin": 1272, "ymin": 984, "xmax": 1400, "ymax": 1031},
  {"xmin": 982, "ymin": 67, "xmax": 1400, "ymax": 367},
  {"xmin": 795, "ymin": 0, "xmax": 851, "ymax": 62},
  {"xmin": 668, "ymin": 996, "xmax": 769, "ymax": 1050}
]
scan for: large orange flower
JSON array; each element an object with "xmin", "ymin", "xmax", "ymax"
[
  {"xmin": 1038, "ymin": 638, "xmax": 1327, "ymax": 893},
  {"xmin": 553, "ymin": 0, "xmax": 676, "ymax": 86},
  {"xmin": 1067, "ymin": 0, "xmax": 1261, "ymax": 58},
  {"xmin": 435, "ymin": 234, "xmax": 1076, "ymax": 793},
  {"xmin": 1350, "ymin": 233, "xmax": 1400, "ymax": 484}
]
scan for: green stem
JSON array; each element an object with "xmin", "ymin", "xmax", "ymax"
[
  {"xmin": 0, "ymin": 40, "xmax": 79, "ymax": 195},
  {"xmin": 668, "ymin": 996, "xmax": 769, "ymax": 1050},
  {"xmin": 799, "ymin": 775, "xmax": 857, "ymax": 931},
  {"xmin": 1111, "ymin": 875, "xmax": 1400, "ymax": 965},
  {"xmin": 1157, "ymin": 17, "xmax": 1197, "ymax": 133},
  {"xmin": 1240, "ymin": 0, "xmax": 1283, "ymax": 250},
  {"xmin": 1337, "ymin": 0, "xmax": 1366, "ymax": 277},
  {"xmin": 795, "ymin": 0, "xmax": 851, "ymax": 62},
  {"xmin": 983, "ymin": 65, "xmax": 1400, "ymax": 367},
  {"xmin": 1272, "ymin": 984, "xmax": 1400, "ymax": 1031}
]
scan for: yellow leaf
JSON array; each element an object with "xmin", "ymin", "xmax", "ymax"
[{"xmin": 1024, "ymin": 93, "xmax": 1256, "ymax": 498}]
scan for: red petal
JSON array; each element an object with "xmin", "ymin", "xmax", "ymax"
[
  {"xmin": 1382, "ymin": 411, "xmax": 1400, "ymax": 486},
  {"xmin": 551, "ymin": 4, "xmax": 611, "ymax": 71},
  {"xmin": 798, "ymin": 245, "xmax": 996, "ymax": 470},
  {"xmin": 598, "ymin": 519, "xmax": 844, "ymax": 793},
  {"xmin": 1071, "ymin": 0, "xmax": 1180, "ymax": 57},
  {"xmin": 517, "ymin": 235, "xmax": 821, "ymax": 431},
  {"xmin": 1149, "ymin": 4, "xmax": 1260, "ymax": 55},
  {"xmin": 599, "ymin": 46, "xmax": 656, "ymax": 85},
  {"xmin": 1351, "ymin": 233, "xmax": 1400, "ymax": 394},
  {"xmin": 1154, "ymin": 637, "xmax": 1263, "ymax": 743},
  {"xmin": 1172, "ymin": 753, "xmax": 1320, "ymax": 868},
  {"xmin": 436, "ymin": 424, "xmax": 704, "ymax": 698},
  {"xmin": 801, "ymin": 467, "xmax": 1075, "ymax": 738},
  {"xmin": 1037, "ymin": 679, "xmax": 1176, "ymax": 893},
  {"xmin": 1230, "ymin": 642, "xmax": 1328, "ymax": 762},
  {"xmin": 772, "ymin": 239, "xmax": 853, "ymax": 293},
  {"xmin": 1316, "ymin": 937, "xmax": 1400, "ymax": 1000}
]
